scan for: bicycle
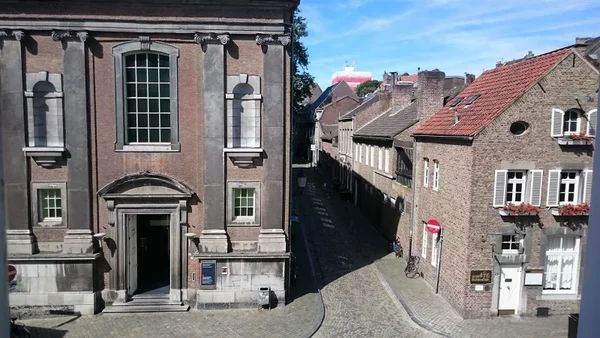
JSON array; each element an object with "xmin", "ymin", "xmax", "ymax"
[{"xmin": 404, "ymin": 256, "xmax": 421, "ymax": 278}]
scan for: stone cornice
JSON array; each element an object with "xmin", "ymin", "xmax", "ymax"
[
  {"xmin": 194, "ymin": 32, "xmax": 230, "ymax": 46},
  {"xmin": 51, "ymin": 30, "xmax": 88, "ymax": 43},
  {"xmin": 0, "ymin": 29, "xmax": 24, "ymax": 41},
  {"xmin": 255, "ymin": 34, "xmax": 290, "ymax": 46}
]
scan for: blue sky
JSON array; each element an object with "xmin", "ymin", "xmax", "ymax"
[{"xmin": 299, "ymin": 0, "xmax": 600, "ymax": 89}]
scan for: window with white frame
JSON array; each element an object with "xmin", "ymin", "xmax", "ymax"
[
  {"xmin": 423, "ymin": 158, "xmax": 429, "ymax": 187},
  {"xmin": 501, "ymin": 235, "xmax": 520, "ymax": 254},
  {"xmin": 433, "ymin": 160, "xmax": 440, "ymax": 191},
  {"xmin": 551, "ymin": 108, "xmax": 595, "ymax": 138},
  {"xmin": 358, "ymin": 143, "xmax": 363, "ymax": 163},
  {"xmin": 355, "ymin": 144, "xmax": 359, "ymax": 161},
  {"xmin": 233, "ymin": 188, "xmax": 255, "ymax": 222},
  {"xmin": 544, "ymin": 236, "xmax": 580, "ymax": 293},
  {"xmin": 421, "ymin": 223, "xmax": 428, "ymax": 258},
  {"xmin": 114, "ymin": 41, "xmax": 179, "ymax": 150},
  {"xmin": 563, "ymin": 109, "xmax": 582, "ymax": 135},
  {"xmin": 506, "ymin": 171, "xmax": 526, "ymax": 203},
  {"xmin": 431, "ymin": 233, "xmax": 439, "ymax": 267},
  {"xmin": 365, "ymin": 145, "xmax": 370, "ymax": 166},
  {"xmin": 32, "ymin": 182, "xmax": 67, "ymax": 227},
  {"xmin": 377, "ymin": 147, "xmax": 383, "ymax": 171},
  {"xmin": 559, "ymin": 171, "xmax": 579, "ymax": 204}
]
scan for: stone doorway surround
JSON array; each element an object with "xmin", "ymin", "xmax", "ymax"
[{"xmin": 98, "ymin": 172, "xmax": 193, "ymax": 304}]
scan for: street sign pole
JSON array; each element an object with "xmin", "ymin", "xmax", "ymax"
[{"xmin": 435, "ymin": 228, "xmax": 444, "ymax": 294}]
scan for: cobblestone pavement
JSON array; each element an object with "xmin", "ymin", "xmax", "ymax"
[
  {"xmin": 295, "ymin": 171, "xmax": 434, "ymax": 338},
  {"xmin": 300, "ymin": 168, "xmax": 569, "ymax": 338}
]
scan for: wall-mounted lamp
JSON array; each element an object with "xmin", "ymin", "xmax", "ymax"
[{"xmin": 93, "ymin": 233, "xmax": 106, "ymax": 253}]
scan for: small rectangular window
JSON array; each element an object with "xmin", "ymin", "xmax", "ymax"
[
  {"xmin": 543, "ymin": 236, "xmax": 580, "ymax": 293},
  {"xmin": 233, "ymin": 188, "xmax": 255, "ymax": 222},
  {"xmin": 501, "ymin": 235, "xmax": 520, "ymax": 254},
  {"xmin": 431, "ymin": 233, "xmax": 438, "ymax": 267},
  {"xmin": 449, "ymin": 97, "xmax": 463, "ymax": 108},
  {"xmin": 39, "ymin": 189, "xmax": 62, "ymax": 222},
  {"xmin": 559, "ymin": 171, "xmax": 579, "ymax": 204},
  {"xmin": 463, "ymin": 94, "xmax": 480, "ymax": 106},
  {"xmin": 506, "ymin": 171, "xmax": 527, "ymax": 203},
  {"xmin": 396, "ymin": 148, "xmax": 413, "ymax": 187},
  {"xmin": 421, "ymin": 223, "xmax": 428, "ymax": 259},
  {"xmin": 433, "ymin": 160, "xmax": 440, "ymax": 191},
  {"xmin": 423, "ymin": 158, "xmax": 429, "ymax": 187}
]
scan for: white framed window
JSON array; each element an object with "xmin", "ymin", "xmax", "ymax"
[
  {"xmin": 359, "ymin": 144, "xmax": 363, "ymax": 163},
  {"xmin": 563, "ymin": 109, "xmax": 582, "ymax": 135},
  {"xmin": 431, "ymin": 233, "xmax": 438, "ymax": 267},
  {"xmin": 501, "ymin": 235, "xmax": 520, "ymax": 254},
  {"xmin": 506, "ymin": 171, "xmax": 526, "ymax": 204},
  {"xmin": 543, "ymin": 236, "xmax": 580, "ymax": 294},
  {"xmin": 423, "ymin": 158, "xmax": 429, "ymax": 187},
  {"xmin": 354, "ymin": 143, "xmax": 358, "ymax": 161},
  {"xmin": 559, "ymin": 171, "xmax": 579, "ymax": 205},
  {"xmin": 233, "ymin": 188, "xmax": 255, "ymax": 222},
  {"xmin": 433, "ymin": 160, "xmax": 440, "ymax": 191},
  {"xmin": 32, "ymin": 182, "xmax": 67, "ymax": 227},
  {"xmin": 365, "ymin": 145, "xmax": 370, "ymax": 166},
  {"xmin": 421, "ymin": 223, "xmax": 428, "ymax": 259},
  {"xmin": 377, "ymin": 147, "xmax": 383, "ymax": 171}
]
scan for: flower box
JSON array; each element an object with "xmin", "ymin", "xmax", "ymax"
[
  {"xmin": 557, "ymin": 133, "xmax": 594, "ymax": 145},
  {"xmin": 500, "ymin": 203, "xmax": 541, "ymax": 216},
  {"xmin": 551, "ymin": 203, "xmax": 590, "ymax": 216}
]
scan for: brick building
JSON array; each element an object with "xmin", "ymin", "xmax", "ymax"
[
  {"xmin": 1, "ymin": 0, "xmax": 297, "ymax": 314},
  {"xmin": 411, "ymin": 41, "xmax": 599, "ymax": 318}
]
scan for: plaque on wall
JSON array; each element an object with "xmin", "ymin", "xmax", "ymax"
[
  {"xmin": 201, "ymin": 261, "xmax": 216, "ymax": 288},
  {"xmin": 470, "ymin": 270, "xmax": 492, "ymax": 284}
]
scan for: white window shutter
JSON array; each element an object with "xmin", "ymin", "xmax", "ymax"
[
  {"xmin": 586, "ymin": 109, "xmax": 597, "ymax": 137},
  {"xmin": 583, "ymin": 170, "xmax": 593, "ymax": 203},
  {"xmin": 546, "ymin": 169, "xmax": 561, "ymax": 207},
  {"xmin": 528, "ymin": 170, "xmax": 543, "ymax": 207},
  {"xmin": 493, "ymin": 170, "xmax": 507, "ymax": 207},
  {"xmin": 551, "ymin": 108, "xmax": 564, "ymax": 137}
]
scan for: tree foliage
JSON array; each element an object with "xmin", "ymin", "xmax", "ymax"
[
  {"xmin": 292, "ymin": 10, "xmax": 315, "ymax": 112},
  {"xmin": 355, "ymin": 80, "xmax": 381, "ymax": 98}
]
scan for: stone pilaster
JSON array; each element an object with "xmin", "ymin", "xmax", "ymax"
[
  {"xmin": 53, "ymin": 31, "xmax": 94, "ymax": 254},
  {"xmin": 196, "ymin": 33, "xmax": 230, "ymax": 253},
  {"xmin": 256, "ymin": 34, "xmax": 289, "ymax": 253},
  {"xmin": 0, "ymin": 30, "xmax": 36, "ymax": 255}
]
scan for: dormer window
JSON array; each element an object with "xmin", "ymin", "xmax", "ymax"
[{"xmin": 463, "ymin": 94, "xmax": 480, "ymax": 106}]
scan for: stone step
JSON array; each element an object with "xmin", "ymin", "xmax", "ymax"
[
  {"xmin": 103, "ymin": 302, "xmax": 189, "ymax": 313},
  {"xmin": 131, "ymin": 293, "xmax": 170, "ymax": 300}
]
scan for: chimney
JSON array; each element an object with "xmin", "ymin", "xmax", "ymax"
[
  {"xmin": 576, "ymin": 37, "xmax": 592, "ymax": 45},
  {"xmin": 465, "ymin": 73, "xmax": 475, "ymax": 85},
  {"xmin": 416, "ymin": 69, "xmax": 445, "ymax": 124}
]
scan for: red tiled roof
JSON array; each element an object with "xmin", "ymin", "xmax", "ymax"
[{"xmin": 414, "ymin": 47, "xmax": 572, "ymax": 137}]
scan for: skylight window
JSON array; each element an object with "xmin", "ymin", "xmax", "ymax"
[
  {"xmin": 449, "ymin": 97, "xmax": 463, "ymax": 108},
  {"xmin": 464, "ymin": 94, "xmax": 481, "ymax": 106}
]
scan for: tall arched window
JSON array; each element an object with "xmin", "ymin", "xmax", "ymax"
[
  {"xmin": 113, "ymin": 41, "xmax": 179, "ymax": 151},
  {"xmin": 226, "ymin": 74, "xmax": 262, "ymax": 148}
]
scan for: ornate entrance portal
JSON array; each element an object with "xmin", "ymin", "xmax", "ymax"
[{"xmin": 99, "ymin": 172, "xmax": 193, "ymax": 304}]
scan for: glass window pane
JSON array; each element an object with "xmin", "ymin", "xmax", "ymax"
[
  {"xmin": 137, "ymin": 84, "xmax": 147, "ymax": 98},
  {"xmin": 160, "ymin": 84, "xmax": 170, "ymax": 97},
  {"xmin": 159, "ymin": 55, "xmax": 169, "ymax": 67},
  {"xmin": 148, "ymin": 69, "xmax": 158, "ymax": 82},
  {"xmin": 149, "ymin": 84, "xmax": 159, "ymax": 97},
  {"xmin": 127, "ymin": 84, "xmax": 136, "ymax": 97},
  {"xmin": 562, "ymin": 237, "xmax": 576, "ymax": 251},
  {"xmin": 160, "ymin": 114, "xmax": 170, "ymax": 127},
  {"xmin": 149, "ymin": 99, "xmax": 159, "ymax": 112},
  {"xmin": 149, "ymin": 114, "xmax": 159, "ymax": 127},
  {"xmin": 127, "ymin": 99, "xmax": 136, "ymax": 112},
  {"xmin": 138, "ymin": 99, "xmax": 148, "ymax": 112},
  {"xmin": 148, "ymin": 53, "xmax": 158, "ymax": 67},
  {"xmin": 138, "ymin": 114, "xmax": 148, "ymax": 127},
  {"xmin": 126, "ymin": 69, "xmax": 136, "ymax": 82},
  {"xmin": 136, "ymin": 69, "xmax": 147, "ymax": 82},
  {"xmin": 127, "ymin": 114, "xmax": 137, "ymax": 128},
  {"xmin": 160, "ymin": 69, "xmax": 169, "ymax": 82},
  {"xmin": 56, "ymin": 208, "xmax": 62, "ymax": 218},
  {"xmin": 136, "ymin": 53, "xmax": 146, "ymax": 67},
  {"xmin": 160, "ymin": 99, "xmax": 170, "ymax": 112},
  {"xmin": 160, "ymin": 129, "xmax": 170, "ymax": 143},
  {"xmin": 125, "ymin": 55, "xmax": 136, "ymax": 67},
  {"xmin": 560, "ymin": 256, "xmax": 574, "ymax": 289},
  {"xmin": 138, "ymin": 129, "xmax": 148, "ymax": 142},
  {"xmin": 127, "ymin": 128, "xmax": 137, "ymax": 143},
  {"xmin": 149, "ymin": 129, "xmax": 160, "ymax": 142}
]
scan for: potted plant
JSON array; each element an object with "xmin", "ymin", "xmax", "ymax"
[
  {"xmin": 554, "ymin": 203, "xmax": 590, "ymax": 216},
  {"xmin": 568, "ymin": 132, "xmax": 594, "ymax": 142},
  {"xmin": 500, "ymin": 202, "xmax": 541, "ymax": 216}
]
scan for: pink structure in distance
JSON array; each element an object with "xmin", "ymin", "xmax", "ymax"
[{"xmin": 330, "ymin": 65, "xmax": 372, "ymax": 91}]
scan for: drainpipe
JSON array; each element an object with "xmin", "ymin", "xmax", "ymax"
[
  {"xmin": 578, "ymin": 42, "xmax": 600, "ymax": 337},
  {"xmin": 0, "ymin": 100, "xmax": 8, "ymax": 337}
]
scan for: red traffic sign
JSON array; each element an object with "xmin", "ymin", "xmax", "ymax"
[
  {"xmin": 8, "ymin": 265, "xmax": 17, "ymax": 283},
  {"xmin": 426, "ymin": 219, "xmax": 441, "ymax": 234}
]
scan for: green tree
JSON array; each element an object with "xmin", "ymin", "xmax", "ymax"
[
  {"xmin": 292, "ymin": 10, "xmax": 315, "ymax": 112},
  {"xmin": 355, "ymin": 80, "xmax": 381, "ymax": 98}
]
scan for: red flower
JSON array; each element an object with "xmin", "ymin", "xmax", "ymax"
[
  {"xmin": 568, "ymin": 132, "xmax": 594, "ymax": 142},
  {"xmin": 503, "ymin": 203, "xmax": 541, "ymax": 215},
  {"xmin": 558, "ymin": 203, "xmax": 590, "ymax": 216}
]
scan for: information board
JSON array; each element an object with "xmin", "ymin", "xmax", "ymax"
[{"xmin": 201, "ymin": 261, "xmax": 216, "ymax": 287}]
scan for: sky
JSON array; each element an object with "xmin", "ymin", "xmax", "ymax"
[{"xmin": 299, "ymin": 0, "xmax": 600, "ymax": 89}]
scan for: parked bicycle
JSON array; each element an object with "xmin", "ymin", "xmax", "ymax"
[
  {"xmin": 404, "ymin": 256, "xmax": 421, "ymax": 278},
  {"xmin": 392, "ymin": 238, "xmax": 403, "ymax": 258}
]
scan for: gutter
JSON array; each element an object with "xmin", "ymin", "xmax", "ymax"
[{"xmin": 412, "ymin": 134, "xmax": 474, "ymax": 141}]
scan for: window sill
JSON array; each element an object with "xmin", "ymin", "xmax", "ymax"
[
  {"xmin": 374, "ymin": 170, "xmax": 394, "ymax": 179},
  {"xmin": 224, "ymin": 148, "xmax": 263, "ymax": 168},
  {"xmin": 117, "ymin": 144, "xmax": 180, "ymax": 152},
  {"xmin": 35, "ymin": 221, "xmax": 65, "ymax": 228},
  {"xmin": 23, "ymin": 147, "xmax": 65, "ymax": 168},
  {"xmin": 498, "ymin": 209, "xmax": 540, "ymax": 217},
  {"xmin": 550, "ymin": 208, "xmax": 589, "ymax": 217},
  {"xmin": 537, "ymin": 293, "xmax": 580, "ymax": 301},
  {"xmin": 556, "ymin": 137, "xmax": 593, "ymax": 146},
  {"xmin": 227, "ymin": 223, "xmax": 260, "ymax": 227}
]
